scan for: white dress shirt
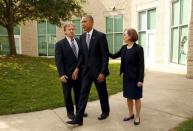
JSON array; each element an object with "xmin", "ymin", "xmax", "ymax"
[
  {"xmin": 66, "ymin": 36, "xmax": 79, "ymax": 56},
  {"xmin": 87, "ymin": 28, "xmax": 94, "ymax": 39}
]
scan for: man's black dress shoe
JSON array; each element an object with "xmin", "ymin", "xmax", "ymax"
[
  {"xmin": 123, "ymin": 114, "xmax": 134, "ymax": 121},
  {"xmin": 67, "ymin": 114, "xmax": 75, "ymax": 120},
  {"xmin": 98, "ymin": 113, "xmax": 109, "ymax": 120},
  {"xmin": 66, "ymin": 120, "xmax": 83, "ymax": 126},
  {"xmin": 83, "ymin": 113, "xmax": 88, "ymax": 117}
]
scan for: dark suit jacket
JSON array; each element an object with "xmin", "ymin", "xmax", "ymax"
[
  {"xmin": 55, "ymin": 37, "xmax": 81, "ymax": 79},
  {"xmin": 109, "ymin": 43, "xmax": 144, "ymax": 82},
  {"xmin": 79, "ymin": 29, "xmax": 110, "ymax": 78}
]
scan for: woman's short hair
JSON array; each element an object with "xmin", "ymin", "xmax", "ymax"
[{"xmin": 126, "ymin": 28, "xmax": 138, "ymax": 42}]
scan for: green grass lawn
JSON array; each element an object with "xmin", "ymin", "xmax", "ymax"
[
  {"xmin": 0, "ymin": 55, "xmax": 122, "ymax": 115},
  {"xmin": 171, "ymin": 118, "xmax": 193, "ymax": 131}
]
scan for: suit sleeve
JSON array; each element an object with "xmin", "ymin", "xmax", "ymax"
[
  {"xmin": 137, "ymin": 46, "xmax": 145, "ymax": 82},
  {"xmin": 55, "ymin": 43, "xmax": 65, "ymax": 77},
  {"xmin": 109, "ymin": 46, "xmax": 123, "ymax": 59},
  {"xmin": 76, "ymin": 37, "xmax": 83, "ymax": 69},
  {"xmin": 99, "ymin": 34, "xmax": 109, "ymax": 74}
]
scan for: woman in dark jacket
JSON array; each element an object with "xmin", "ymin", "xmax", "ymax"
[{"xmin": 109, "ymin": 28, "xmax": 144, "ymax": 125}]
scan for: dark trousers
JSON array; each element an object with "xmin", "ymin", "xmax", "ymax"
[
  {"xmin": 62, "ymin": 79, "xmax": 81, "ymax": 115},
  {"xmin": 75, "ymin": 72, "xmax": 110, "ymax": 122}
]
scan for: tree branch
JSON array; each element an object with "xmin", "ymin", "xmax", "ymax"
[
  {"xmin": 3, "ymin": 0, "xmax": 8, "ymax": 5},
  {"xmin": 0, "ymin": 1, "xmax": 4, "ymax": 7}
]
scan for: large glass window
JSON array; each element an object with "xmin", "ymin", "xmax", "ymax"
[
  {"xmin": 0, "ymin": 26, "xmax": 20, "ymax": 55},
  {"xmin": 139, "ymin": 11, "xmax": 147, "ymax": 31},
  {"xmin": 147, "ymin": 9, "xmax": 156, "ymax": 30},
  {"xmin": 72, "ymin": 19, "xmax": 83, "ymax": 38},
  {"xmin": 106, "ymin": 15, "xmax": 123, "ymax": 53},
  {"xmin": 171, "ymin": 0, "xmax": 190, "ymax": 65},
  {"xmin": 37, "ymin": 21, "xmax": 56, "ymax": 56},
  {"xmin": 138, "ymin": 32, "xmax": 146, "ymax": 51},
  {"xmin": 138, "ymin": 9, "xmax": 156, "ymax": 57}
]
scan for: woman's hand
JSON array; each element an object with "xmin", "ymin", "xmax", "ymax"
[{"xmin": 137, "ymin": 82, "xmax": 143, "ymax": 88}]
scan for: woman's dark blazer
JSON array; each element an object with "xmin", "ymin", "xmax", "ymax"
[{"xmin": 109, "ymin": 43, "xmax": 144, "ymax": 82}]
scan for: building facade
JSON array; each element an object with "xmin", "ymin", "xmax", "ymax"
[
  {"xmin": 187, "ymin": 0, "xmax": 193, "ymax": 78},
  {"xmin": 0, "ymin": 0, "xmax": 192, "ymax": 76}
]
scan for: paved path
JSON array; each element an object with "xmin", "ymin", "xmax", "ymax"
[{"xmin": 0, "ymin": 70, "xmax": 193, "ymax": 131}]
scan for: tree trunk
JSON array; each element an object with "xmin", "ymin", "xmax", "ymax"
[
  {"xmin": 6, "ymin": 0, "xmax": 17, "ymax": 56},
  {"xmin": 187, "ymin": 0, "xmax": 193, "ymax": 79},
  {"xmin": 7, "ymin": 23, "xmax": 17, "ymax": 56}
]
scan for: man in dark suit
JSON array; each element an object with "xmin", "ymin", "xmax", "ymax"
[
  {"xmin": 67, "ymin": 15, "xmax": 110, "ymax": 125},
  {"xmin": 55, "ymin": 22, "xmax": 87, "ymax": 120}
]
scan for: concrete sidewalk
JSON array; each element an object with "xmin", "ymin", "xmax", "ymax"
[{"xmin": 0, "ymin": 70, "xmax": 193, "ymax": 131}]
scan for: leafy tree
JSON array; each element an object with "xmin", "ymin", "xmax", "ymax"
[{"xmin": 0, "ymin": 0, "xmax": 84, "ymax": 55}]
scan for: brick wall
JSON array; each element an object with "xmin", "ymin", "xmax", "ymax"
[{"xmin": 21, "ymin": 21, "xmax": 38, "ymax": 56}]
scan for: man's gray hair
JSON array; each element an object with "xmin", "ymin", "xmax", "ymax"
[{"xmin": 63, "ymin": 21, "xmax": 75, "ymax": 31}]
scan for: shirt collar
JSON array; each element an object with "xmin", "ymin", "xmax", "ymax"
[
  {"xmin": 66, "ymin": 36, "xmax": 74, "ymax": 43},
  {"xmin": 87, "ymin": 28, "xmax": 94, "ymax": 36}
]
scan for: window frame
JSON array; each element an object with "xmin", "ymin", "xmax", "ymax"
[
  {"xmin": 37, "ymin": 20, "xmax": 57, "ymax": 56},
  {"xmin": 170, "ymin": 0, "xmax": 190, "ymax": 65},
  {"xmin": 72, "ymin": 19, "xmax": 83, "ymax": 38},
  {"xmin": 106, "ymin": 15, "xmax": 123, "ymax": 54},
  {"xmin": 138, "ymin": 8, "xmax": 156, "ymax": 58},
  {"xmin": 0, "ymin": 26, "xmax": 21, "ymax": 55}
]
